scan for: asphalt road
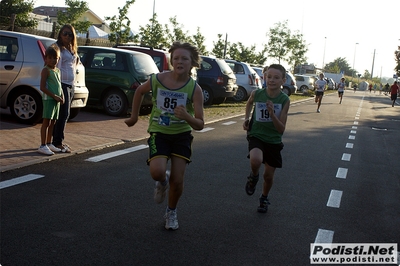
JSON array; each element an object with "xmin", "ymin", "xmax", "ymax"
[{"xmin": 1, "ymin": 91, "xmax": 399, "ymax": 265}]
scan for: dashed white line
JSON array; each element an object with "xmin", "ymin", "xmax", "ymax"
[
  {"xmin": 86, "ymin": 144, "xmax": 148, "ymax": 162},
  {"xmin": 196, "ymin": 127, "xmax": 214, "ymax": 133},
  {"xmin": 327, "ymin": 190, "xmax": 343, "ymax": 208},
  {"xmin": 336, "ymin": 167, "xmax": 348, "ymax": 179},
  {"xmin": 0, "ymin": 174, "xmax": 44, "ymax": 189},
  {"xmin": 346, "ymin": 143, "xmax": 354, "ymax": 148},
  {"xmin": 222, "ymin": 121, "xmax": 236, "ymax": 125},
  {"xmin": 341, "ymin": 153, "xmax": 351, "ymax": 161},
  {"xmin": 350, "ymin": 130, "xmax": 357, "ymax": 134},
  {"xmin": 315, "ymin": 229, "xmax": 334, "ymax": 243},
  {"xmin": 348, "ymin": 135, "xmax": 356, "ymax": 140}
]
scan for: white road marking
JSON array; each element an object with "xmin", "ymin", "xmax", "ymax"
[
  {"xmin": 353, "ymin": 121, "xmax": 359, "ymax": 125},
  {"xmin": 196, "ymin": 127, "xmax": 214, "ymax": 133},
  {"xmin": 352, "ymin": 126, "xmax": 357, "ymax": 129},
  {"xmin": 350, "ymin": 130, "xmax": 357, "ymax": 134},
  {"xmin": 0, "ymin": 174, "xmax": 44, "ymax": 189},
  {"xmin": 348, "ymin": 135, "xmax": 356, "ymax": 140},
  {"xmin": 315, "ymin": 229, "xmax": 334, "ymax": 243},
  {"xmin": 327, "ymin": 190, "xmax": 343, "ymax": 208},
  {"xmin": 341, "ymin": 153, "xmax": 351, "ymax": 161},
  {"xmin": 85, "ymin": 144, "xmax": 148, "ymax": 162},
  {"xmin": 336, "ymin": 167, "xmax": 348, "ymax": 179},
  {"xmin": 222, "ymin": 121, "xmax": 236, "ymax": 125},
  {"xmin": 346, "ymin": 143, "xmax": 354, "ymax": 148}
]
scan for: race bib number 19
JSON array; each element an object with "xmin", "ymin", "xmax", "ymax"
[{"xmin": 255, "ymin": 102, "xmax": 282, "ymax": 122}]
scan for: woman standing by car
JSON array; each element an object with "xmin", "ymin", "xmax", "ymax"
[{"xmin": 52, "ymin": 24, "xmax": 78, "ymax": 153}]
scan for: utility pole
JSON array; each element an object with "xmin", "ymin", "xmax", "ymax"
[
  {"xmin": 371, "ymin": 49, "xmax": 376, "ymax": 80},
  {"xmin": 352, "ymin": 43, "xmax": 359, "ymax": 80},
  {"xmin": 223, "ymin": 33, "xmax": 228, "ymax": 59},
  {"xmin": 322, "ymin": 37, "xmax": 326, "ymax": 70}
]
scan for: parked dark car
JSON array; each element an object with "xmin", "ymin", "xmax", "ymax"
[
  {"xmin": 78, "ymin": 46, "xmax": 159, "ymax": 116},
  {"xmin": 196, "ymin": 56, "xmax": 238, "ymax": 105},
  {"xmin": 282, "ymin": 72, "xmax": 298, "ymax": 96},
  {"xmin": 116, "ymin": 45, "xmax": 170, "ymax": 72}
]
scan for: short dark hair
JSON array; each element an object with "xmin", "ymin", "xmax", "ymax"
[
  {"xmin": 267, "ymin": 64, "xmax": 286, "ymax": 78},
  {"xmin": 45, "ymin": 44, "xmax": 60, "ymax": 58}
]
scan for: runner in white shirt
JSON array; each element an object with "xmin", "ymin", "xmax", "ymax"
[
  {"xmin": 314, "ymin": 73, "xmax": 327, "ymax": 113},
  {"xmin": 337, "ymin": 77, "xmax": 346, "ymax": 104}
]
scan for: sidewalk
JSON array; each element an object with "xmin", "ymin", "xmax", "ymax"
[{"xmin": 0, "ymin": 110, "xmax": 150, "ymax": 173}]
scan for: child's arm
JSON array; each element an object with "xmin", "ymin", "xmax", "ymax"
[
  {"xmin": 40, "ymin": 68, "xmax": 63, "ymax": 103},
  {"xmin": 243, "ymin": 90, "xmax": 255, "ymax": 130},
  {"xmin": 124, "ymin": 79, "xmax": 152, "ymax": 127},
  {"xmin": 174, "ymin": 84, "xmax": 204, "ymax": 131},
  {"xmin": 268, "ymin": 99, "xmax": 290, "ymax": 134}
]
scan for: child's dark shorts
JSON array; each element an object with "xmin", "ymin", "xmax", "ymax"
[
  {"xmin": 147, "ymin": 131, "xmax": 193, "ymax": 165},
  {"xmin": 247, "ymin": 136, "xmax": 284, "ymax": 168},
  {"xmin": 391, "ymin": 94, "xmax": 397, "ymax": 101},
  {"xmin": 316, "ymin": 91, "xmax": 324, "ymax": 96}
]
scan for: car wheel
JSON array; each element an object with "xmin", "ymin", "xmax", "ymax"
[
  {"xmin": 69, "ymin": 108, "xmax": 80, "ymax": 120},
  {"xmin": 103, "ymin": 89, "xmax": 128, "ymax": 116},
  {"xmin": 232, "ymin": 87, "xmax": 247, "ymax": 102},
  {"xmin": 300, "ymin": 85, "xmax": 308, "ymax": 92},
  {"xmin": 281, "ymin": 87, "xmax": 291, "ymax": 96},
  {"xmin": 9, "ymin": 88, "xmax": 42, "ymax": 124},
  {"xmin": 202, "ymin": 86, "xmax": 214, "ymax": 106}
]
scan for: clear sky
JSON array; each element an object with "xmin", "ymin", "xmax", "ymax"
[{"xmin": 34, "ymin": 0, "xmax": 399, "ymax": 78}]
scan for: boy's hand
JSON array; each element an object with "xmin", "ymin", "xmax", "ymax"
[
  {"xmin": 125, "ymin": 117, "xmax": 137, "ymax": 127},
  {"xmin": 173, "ymin": 105, "xmax": 188, "ymax": 120}
]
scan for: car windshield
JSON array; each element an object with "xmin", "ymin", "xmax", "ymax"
[
  {"xmin": 132, "ymin": 53, "xmax": 159, "ymax": 75},
  {"xmin": 215, "ymin": 58, "xmax": 233, "ymax": 75}
]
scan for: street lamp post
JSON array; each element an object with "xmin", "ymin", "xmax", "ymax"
[
  {"xmin": 352, "ymin": 42, "xmax": 359, "ymax": 79},
  {"xmin": 371, "ymin": 49, "xmax": 376, "ymax": 80},
  {"xmin": 322, "ymin": 37, "xmax": 327, "ymax": 70},
  {"xmin": 151, "ymin": 0, "xmax": 156, "ymax": 31}
]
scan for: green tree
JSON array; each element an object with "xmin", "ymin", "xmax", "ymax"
[
  {"xmin": 56, "ymin": 0, "xmax": 90, "ymax": 33},
  {"xmin": 0, "ymin": 0, "xmax": 37, "ymax": 29},
  {"xmin": 166, "ymin": 16, "xmax": 191, "ymax": 44},
  {"xmin": 266, "ymin": 20, "xmax": 307, "ymax": 70},
  {"xmin": 192, "ymin": 27, "xmax": 207, "ymax": 55},
  {"xmin": 105, "ymin": 0, "xmax": 135, "ymax": 45},
  {"xmin": 395, "ymin": 46, "xmax": 400, "ymax": 76},
  {"xmin": 133, "ymin": 13, "xmax": 169, "ymax": 49},
  {"xmin": 227, "ymin": 42, "xmax": 260, "ymax": 64},
  {"xmin": 287, "ymin": 32, "xmax": 308, "ymax": 69},
  {"xmin": 363, "ymin": 69, "xmax": 371, "ymax": 80},
  {"xmin": 325, "ymin": 57, "xmax": 352, "ymax": 75},
  {"xmin": 254, "ymin": 44, "xmax": 268, "ymax": 66},
  {"xmin": 211, "ymin": 34, "xmax": 227, "ymax": 58}
]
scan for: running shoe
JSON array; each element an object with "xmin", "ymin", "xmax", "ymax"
[
  {"xmin": 164, "ymin": 207, "xmax": 179, "ymax": 230},
  {"xmin": 257, "ymin": 196, "xmax": 270, "ymax": 213},
  {"xmin": 245, "ymin": 173, "xmax": 259, "ymax": 196},
  {"xmin": 154, "ymin": 170, "xmax": 170, "ymax": 204}
]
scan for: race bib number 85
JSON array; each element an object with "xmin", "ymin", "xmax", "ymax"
[{"xmin": 157, "ymin": 89, "xmax": 188, "ymax": 114}]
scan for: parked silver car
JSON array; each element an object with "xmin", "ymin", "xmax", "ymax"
[
  {"xmin": 0, "ymin": 30, "xmax": 88, "ymax": 124},
  {"xmin": 295, "ymin": 74, "xmax": 315, "ymax": 92},
  {"xmin": 225, "ymin": 59, "xmax": 262, "ymax": 102}
]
